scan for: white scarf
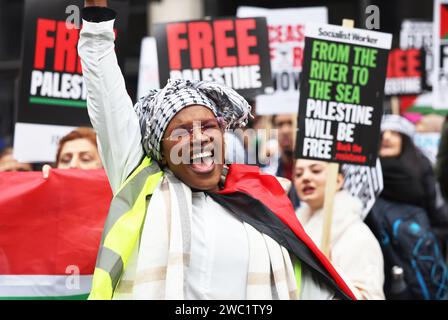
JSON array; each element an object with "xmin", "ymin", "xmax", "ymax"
[{"xmin": 112, "ymin": 172, "xmax": 298, "ymax": 300}]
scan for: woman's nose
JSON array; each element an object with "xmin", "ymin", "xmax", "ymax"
[
  {"xmin": 191, "ymin": 127, "xmax": 202, "ymax": 141},
  {"xmin": 383, "ymin": 130, "xmax": 392, "ymax": 140},
  {"xmin": 69, "ymin": 156, "xmax": 80, "ymax": 169},
  {"xmin": 301, "ymin": 170, "xmax": 311, "ymax": 181},
  {"xmin": 192, "ymin": 127, "xmax": 210, "ymax": 143}
]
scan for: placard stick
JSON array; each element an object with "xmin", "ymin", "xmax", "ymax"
[
  {"xmin": 320, "ymin": 19, "xmax": 354, "ymax": 258},
  {"xmin": 321, "ymin": 162, "xmax": 340, "ymax": 257},
  {"xmin": 342, "ymin": 19, "xmax": 354, "ymax": 28},
  {"xmin": 391, "ymin": 96, "xmax": 400, "ymax": 115}
]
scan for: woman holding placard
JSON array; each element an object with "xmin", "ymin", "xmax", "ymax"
[{"xmin": 293, "ymin": 158, "xmax": 385, "ymax": 300}]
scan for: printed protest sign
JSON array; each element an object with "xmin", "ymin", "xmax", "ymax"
[
  {"xmin": 137, "ymin": 37, "xmax": 160, "ymax": 99},
  {"xmin": 342, "ymin": 159, "xmax": 383, "ymax": 219},
  {"xmin": 385, "ymin": 48, "xmax": 426, "ymax": 96},
  {"xmin": 433, "ymin": 0, "xmax": 448, "ymax": 109},
  {"xmin": 153, "ymin": 17, "xmax": 272, "ymax": 98},
  {"xmin": 13, "ymin": 0, "xmax": 129, "ymax": 163},
  {"xmin": 295, "ymin": 23, "xmax": 392, "ymax": 166},
  {"xmin": 237, "ymin": 6, "xmax": 328, "ymax": 115},
  {"xmin": 400, "ymin": 20, "xmax": 434, "ymax": 88}
]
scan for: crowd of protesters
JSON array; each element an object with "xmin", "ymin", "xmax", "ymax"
[{"xmin": 2, "ymin": 112, "xmax": 447, "ymax": 300}]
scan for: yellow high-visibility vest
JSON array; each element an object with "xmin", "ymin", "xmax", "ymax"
[
  {"xmin": 89, "ymin": 157, "xmax": 163, "ymax": 300},
  {"xmin": 88, "ymin": 157, "xmax": 302, "ymax": 299}
]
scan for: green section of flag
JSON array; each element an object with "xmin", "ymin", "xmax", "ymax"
[
  {"xmin": 408, "ymin": 106, "xmax": 448, "ymax": 115},
  {"xmin": 0, "ymin": 294, "xmax": 89, "ymax": 300},
  {"xmin": 29, "ymin": 97, "xmax": 87, "ymax": 108}
]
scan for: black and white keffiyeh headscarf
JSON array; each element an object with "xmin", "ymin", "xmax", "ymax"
[{"xmin": 134, "ymin": 79, "xmax": 252, "ymax": 161}]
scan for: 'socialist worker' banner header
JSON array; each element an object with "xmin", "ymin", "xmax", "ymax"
[
  {"xmin": 154, "ymin": 17, "xmax": 272, "ymax": 98},
  {"xmin": 295, "ymin": 23, "xmax": 392, "ymax": 166}
]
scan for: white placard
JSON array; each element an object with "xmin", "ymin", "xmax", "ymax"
[
  {"xmin": 237, "ymin": 6, "xmax": 328, "ymax": 115},
  {"xmin": 137, "ymin": 37, "xmax": 160, "ymax": 99},
  {"xmin": 13, "ymin": 123, "xmax": 75, "ymax": 163},
  {"xmin": 305, "ymin": 23, "xmax": 393, "ymax": 50},
  {"xmin": 433, "ymin": 0, "xmax": 448, "ymax": 109}
]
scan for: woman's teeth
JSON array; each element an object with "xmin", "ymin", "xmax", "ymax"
[
  {"xmin": 191, "ymin": 151, "xmax": 213, "ymax": 161},
  {"xmin": 203, "ymin": 156, "xmax": 214, "ymax": 166}
]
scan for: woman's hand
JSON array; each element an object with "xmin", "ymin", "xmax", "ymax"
[
  {"xmin": 42, "ymin": 164, "xmax": 52, "ymax": 179},
  {"xmin": 85, "ymin": 0, "xmax": 108, "ymax": 7},
  {"xmin": 275, "ymin": 176, "xmax": 292, "ymax": 193}
]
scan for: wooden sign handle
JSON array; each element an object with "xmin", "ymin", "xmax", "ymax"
[
  {"xmin": 342, "ymin": 19, "xmax": 354, "ymax": 28},
  {"xmin": 391, "ymin": 96, "xmax": 400, "ymax": 115},
  {"xmin": 321, "ymin": 162, "xmax": 340, "ymax": 257},
  {"xmin": 320, "ymin": 19, "xmax": 354, "ymax": 258}
]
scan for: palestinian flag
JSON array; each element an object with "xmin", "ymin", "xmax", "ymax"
[
  {"xmin": 209, "ymin": 164, "xmax": 356, "ymax": 300},
  {"xmin": 0, "ymin": 169, "xmax": 112, "ymax": 300}
]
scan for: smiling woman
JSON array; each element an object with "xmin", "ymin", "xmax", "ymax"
[
  {"xmin": 79, "ymin": 1, "xmax": 357, "ymax": 301},
  {"xmin": 160, "ymin": 106, "xmax": 224, "ymax": 191}
]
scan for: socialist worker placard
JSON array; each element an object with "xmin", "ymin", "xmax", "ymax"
[{"xmin": 295, "ymin": 23, "xmax": 392, "ymax": 166}]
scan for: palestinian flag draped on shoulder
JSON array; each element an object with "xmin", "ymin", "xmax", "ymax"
[
  {"xmin": 209, "ymin": 164, "xmax": 356, "ymax": 300},
  {"xmin": 0, "ymin": 169, "xmax": 111, "ymax": 300}
]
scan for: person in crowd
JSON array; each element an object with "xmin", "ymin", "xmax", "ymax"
[
  {"xmin": 55, "ymin": 127, "xmax": 102, "ymax": 170},
  {"xmin": 435, "ymin": 116, "xmax": 448, "ymax": 268},
  {"xmin": 293, "ymin": 158, "xmax": 385, "ymax": 300},
  {"xmin": 78, "ymin": 0, "xmax": 356, "ymax": 300},
  {"xmin": 236, "ymin": 102, "xmax": 272, "ymax": 167},
  {"xmin": 42, "ymin": 127, "xmax": 102, "ymax": 178},
  {"xmin": 262, "ymin": 114, "xmax": 301, "ymax": 209},
  {"xmin": 437, "ymin": 115, "xmax": 448, "ymax": 203},
  {"xmin": 366, "ymin": 114, "xmax": 448, "ymax": 300},
  {"xmin": 377, "ymin": 115, "xmax": 447, "ymax": 228},
  {"xmin": 0, "ymin": 147, "xmax": 32, "ymax": 172},
  {"xmin": 262, "ymin": 114, "xmax": 295, "ymax": 180},
  {"xmin": 224, "ymin": 130, "xmax": 245, "ymax": 164}
]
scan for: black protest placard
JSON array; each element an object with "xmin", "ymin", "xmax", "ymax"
[
  {"xmin": 400, "ymin": 20, "xmax": 433, "ymax": 89},
  {"xmin": 295, "ymin": 24, "xmax": 392, "ymax": 166},
  {"xmin": 385, "ymin": 48, "xmax": 426, "ymax": 96},
  {"xmin": 154, "ymin": 17, "xmax": 272, "ymax": 98},
  {"xmin": 18, "ymin": 0, "xmax": 129, "ymax": 127}
]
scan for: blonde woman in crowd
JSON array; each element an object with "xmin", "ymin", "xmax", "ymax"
[{"xmin": 294, "ymin": 158, "xmax": 385, "ymax": 300}]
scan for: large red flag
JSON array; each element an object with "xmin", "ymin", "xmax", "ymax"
[{"xmin": 0, "ymin": 169, "xmax": 112, "ymax": 299}]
